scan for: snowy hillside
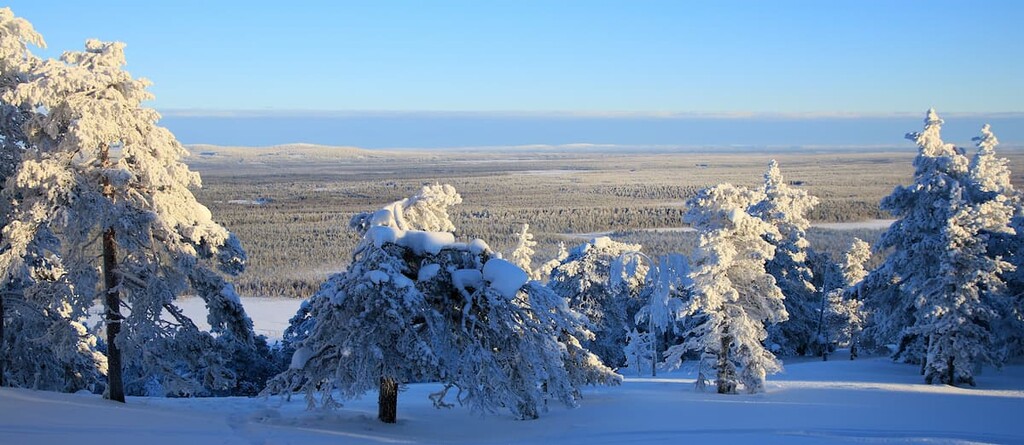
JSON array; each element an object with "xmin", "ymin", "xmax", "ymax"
[{"xmin": 2, "ymin": 352, "xmax": 1021, "ymax": 445}]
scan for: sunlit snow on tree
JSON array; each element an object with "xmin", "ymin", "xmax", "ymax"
[{"xmin": 269, "ymin": 185, "xmax": 619, "ymax": 423}]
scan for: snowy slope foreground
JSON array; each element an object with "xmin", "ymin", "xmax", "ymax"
[{"xmin": 3, "ymin": 353, "xmax": 1021, "ymax": 445}]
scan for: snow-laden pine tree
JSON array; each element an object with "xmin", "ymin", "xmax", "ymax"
[
  {"xmin": 0, "ymin": 7, "xmax": 106, "ymax": 391},
  {"xmin": 862, "ymin": 109, "xmax": 970, "ymax": 364},
  {"xmin": 679, "ymin": 184, "xmax": 787, "ymax": 394},
  {"xmin": 967, "ymin": 125, "xmax": 1024, "ymax": 358},
  {"xmin": 820, "ymin": 238, "xmax": 870, "ymax": 360},
  {"xmin": 548, "ymin": 237, "xmax": 648, "ymax": 368},
  {"xmin": 913, "ymin": 181, "xmax": 1013, "ymax": 385},
  {"xmin": 283, "ymin": 184, "xmax": 463, "ymax": 350},
  {"xmin": 0, "ymin": 7, "xmax": 43, "ymax": 177},
  {"xmin": 751, "ymin": 160, "xmax": 820, "ymax": 356},
  {"xmin": 510, "ymin": 223, "xmax": 540, "ymax": 280},
  {"xmin": 864, "ymin": 111, "xmax": 1017, "ymax": 385},
  {"xmin": 911, "ymin": 123, "xmax": 1016, "ymax": 385},
  {"xmin": 0, "ymin": 38, "xmax": 253, "ymax": 399},
  {"xmin": 269, "ymin": 185, "xmax": 618, "ymax": 423}
]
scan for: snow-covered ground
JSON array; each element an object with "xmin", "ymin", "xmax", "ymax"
[
  {"xmin": 2, "ymin": 351, "xmax": 1021, "ymax": 445},
  {"xmin": 811, "ymin": 219, "xmax": 897, "ymax": 230},
  {"xmin": 87, "ymin": 297, "xmax": 304, "ymax": 341}
]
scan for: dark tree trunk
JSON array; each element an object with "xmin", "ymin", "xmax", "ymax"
[
  {"xmin": 103, "ymin": 227, "xmax": 124, "ymax": 403},
  {"xmin": 946, "ymin": 355, "xmax": 955, "ymax": 386},
  {"xmin": 378, "ymin": 376, "xmax": 398, "ymax": 423},
  {"xmin": 850, "ymin": 338, "xmax": 858, "ymax": 360},
  {"xmin": 1, "ymin": 295, "xmax": 5, "ymax": 387},
  {"xmin": 99, "ymin": 143, "xmax": 124, "ymax": 403},
  {"xmin": 816, "ymin": 291, "xmax": 827, "ymax": 361},
  {"xmin": 716, "ymin": 329, "xmax": 737, "ymax": 394},
  {"xmin": 920, "ymin": 335, "xmax": 930, "ymax": 377}
]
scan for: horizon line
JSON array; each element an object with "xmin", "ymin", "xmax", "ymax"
[{"xmin": 157, "ymin": 109, "xmax": 1024, "ymax": 120}]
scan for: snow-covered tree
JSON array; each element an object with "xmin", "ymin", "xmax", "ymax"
[
  {"xmin": 0, "ymin": 7, "xmax": 43, "ymax": 177},
  {"xmin": 863, "ymin": 109, "xmax": 970, "ymax": 364},
  {"xmin": 0, "ymin": 38, "xmax": 254, "ymax": 399},
  {"xmin": 679, "ymin": 184, "xmax": 787, "ymax": 394},
  {"xmin": 864, "ymin": 110, "xmax": 1016, "ymax": 385},
  {"xmin": 752, "ymin": 160, "xmax": 820, "ymax": 356},
  {"xmin": 967, "ymin": 125, "xmax": 1024, "ymax": 358},
  {"xmin": 548, "ymin": 237, "xmax": 647, "ymax": 368},
  {"xmin": 0, "ymin": 231, "xmax": 107, "ymax": 392},
  {"xmin": 510, "ymin": 223, "xmax": 540, "ymax": 280},
  {"xmin": 915, "ymin": 123, "xmax": 1017, "ymax": 385},
  {"xmin": 839, "ymin": 239, "xmax": 871, "ymax": 287},
  {"xmin": 623, "ymin": 252, "xmax": 688, "ymax": 376},
  {"xmin": 820, "ymin": 238, "xmax": 870, "ymax": 360},
  {"xmin": 283, "ymin": 184, "xmax": 465, "ymax": 351},
  {"xmin": 348, "ymin": 183, "xmax": 462, "ymax": 234},
  {"xmin": 0, "ymin": 7, "xmax": 106, "ymax": 391},
  {"xmin": 269, "ymin": 186, "xmax": 618, "ymax": 423},
  {"xmin": 914, "ymin": 182, "xmax": 1013, "ymax": 385}
]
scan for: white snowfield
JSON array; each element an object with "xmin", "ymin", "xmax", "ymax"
[
  {"xmin": 87, "ymin": 297, "xmax": 304, "ymax": 340},
  {"xmin": 2, "ymin": 351, "xmax": 1021, "ymax": 445}
]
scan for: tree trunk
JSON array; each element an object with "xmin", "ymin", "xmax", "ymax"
[
  {"xmin": 103, "ymin": 227, "xmax": 124, "ymax": 403},
  {"xmin": 920, "ymin": 335, "xmax": 930, "ymax": 376},
  {"xmin": 816, "ymin": 291, "xmax": 827, "ymax": 360},
  {"xmin": 99, "ymin": 143, "xmax": 125, "ymax": 403},
  {"xmin": 378, "ymin": 376, "xmax": 398, "ymax": 423},
  {"xmin": 0, "ymin": 295, "xmax": 5, "ymax": 387},
  {"xmin": 716, "ymin": 329, "xmax": 737, "ymax": 394},
  {"xmin": 946, "ymin": 355, "xmax": 955, "ymax": 386},
  {"xmin": 649, "ymin": 316, "xmax": 657, "ymax": 377}
]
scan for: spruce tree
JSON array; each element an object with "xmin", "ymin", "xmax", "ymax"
[
  {"xmin": 752, "ymin": 160, "xmax": 820, "ymax": 356},
  {"xmin": 820, "ymin": 239, "xmax": 870, "ymax": 360},
  {"xmin": 510, "ymin": 223, "xmax": 539, "ymax": 280},
  {"xmin": 680, "ymin": 184, "xmax": 788, "ymax": 393},
  {"xmin": 863, "ymin": 109, "xmax": 969, "ymax": 364},
  {"xmin": 864, "ymin": 110, "xmax": 1015, "ymax": 384}
]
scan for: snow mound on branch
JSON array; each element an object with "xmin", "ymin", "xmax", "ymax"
[
  {"xmin": 483, "ymin": 258, "xmax": 529, "ymax": 299},
  {"xmin": 452, "ymin": 269, "xmax": 484, "ymax": 291},
  {"xmin": 289, "ymin": 346, "xmax": 312, "ymax": 370},
  {"xmin": 365, "ymin": 270, "xmax": 390, "ymax": 284},
  {"xmin": 418, "ymin": 263, "xmax": 441, "ymax": 281},
  {"xmin": 468, "ymin": 239, "xmax": 490, "ymax": 254},
  {"xmin": 367, "ymin": 226, "xmax": 456, "ymax": 255},
  {"xmin": 591, "ymin": 236, "xmax": 617, "ymax": 250}
]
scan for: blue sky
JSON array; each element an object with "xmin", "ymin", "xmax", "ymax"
[{"xmin": 7, "ymin": 1, "xmax": 1024, "ymax": 114}]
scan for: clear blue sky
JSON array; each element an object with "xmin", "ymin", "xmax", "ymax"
[{"xmin": 7, "ymin": 1, "xmax": 1023, "ymax": 114}]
